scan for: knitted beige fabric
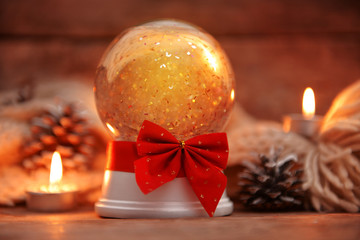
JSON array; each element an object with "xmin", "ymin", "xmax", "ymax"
[
  {"xmin": 0, "ymin": 119, "xmax": 30, "ymax": 167},
  {"xmin": 227, "ymin": 120, "xmax": 315, "ymax": 166}
]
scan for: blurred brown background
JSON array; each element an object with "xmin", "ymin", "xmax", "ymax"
[{"xmin": 0, "ymin": 0, "xmax": 359, "ymax": 121}]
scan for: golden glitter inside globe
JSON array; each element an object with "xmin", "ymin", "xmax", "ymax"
[{"xmin": 95, "ymin": 20, "xmax": 235, "ymax": 141}]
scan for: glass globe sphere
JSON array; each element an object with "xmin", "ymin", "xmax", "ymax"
[{"xmin": 95, "ymin": 19, "xmax": 235, "ymax": 141}]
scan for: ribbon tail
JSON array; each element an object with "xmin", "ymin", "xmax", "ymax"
[
  {"xmin": 191, "ymin": 172, "xmax": 227, "ymax": 217},
  {"xmin": 183, "ymin": 149, "xmax": 227, "ymax": 217}
]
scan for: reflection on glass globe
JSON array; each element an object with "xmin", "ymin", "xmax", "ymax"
[{"xmin": 95, "ymin": 19, "xmax": 235, "ymax": 141}]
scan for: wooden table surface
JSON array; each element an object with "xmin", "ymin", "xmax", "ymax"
[{"xmin": 1, "ymin": 207, "xmax": 359, "ymax": 240}]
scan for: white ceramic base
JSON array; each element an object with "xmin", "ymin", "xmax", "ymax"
[{"xmin": 95, "ymin": 170, "xmax": 234, "ymax": 218}]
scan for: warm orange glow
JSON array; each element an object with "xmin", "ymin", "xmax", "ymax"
[
  {"xmin": 195, "ymin": 40, "xmax": 218, "ymax": 72},
  {"xmin": 302, "ymin": 87, "xmax": 315, "ymax": 119},
  {"xmin": 106, "ymin": 122, "xmax": 118, "ymax": 135},
  {"xmin": 103, "ymin": 171, "xmax": 111, "ymax": 186},
  {"xmin": 230, "ymin": 89, "xmax": 235, "ymax": 101},
  {"xmin": 49, "ymin": 151, "xmax": 63, "ymax": 192},
  {"xmin": 203, "ymin": 47, "xmax": 218, "ymax": 71}
]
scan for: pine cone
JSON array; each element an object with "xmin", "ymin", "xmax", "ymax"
[
  {"xmin": 237, "ymin": 149, "xmax": 305, "ymax": 211},
  {"xmin": 22, "ymin": 104, "xmax": 99, "ymax": 171}
]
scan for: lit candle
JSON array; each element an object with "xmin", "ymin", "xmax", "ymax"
[
  {"xmin": 26, "ymin": 151, "xmax": 78, "ymax": 212},
  {"xmin": 283, "ymin": 87, "xmax": 323, "ymax": 139}
]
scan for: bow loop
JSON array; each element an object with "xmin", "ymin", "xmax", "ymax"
[
  {"xmin": 137, "ymin": 120, "xmax": 179, "ymax": 156},
  {"xmin": 185, "ymin": 133, "xmax": 229, "ymax": 170},
  {"xmin": 134, "ymin": 120, "xmax": 229, "ymax": 217}
]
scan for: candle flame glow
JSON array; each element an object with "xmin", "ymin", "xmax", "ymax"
[
  {"xmin": 49, "ymin": 151, "xmax": 63, "ymax": 192},
  {"xmin": 197, "ymin": 41, "xmax": 218, "ymax": 72},
  {"xmin": 106, "ymin": 122, "xmax": 118, "ymax": 135},
  {"xmin": 302, "ymin": 87, "xmax": 315, "ymax": 119},
  {"xmin": 203, "ymin": 48, "xmax": 217, "ymax": 71},
  {"xmin": 230, "ymin": 89, "xmax": 235, "ymax": 101}
]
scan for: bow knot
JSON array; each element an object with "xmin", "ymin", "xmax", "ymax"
[
  {"xmin": 180, "ymin": 140, "xmax": 186, "ymax": 149},
  {"xmin": 134, "ymin": 120, "xmax": 229, "ymax": 217}
]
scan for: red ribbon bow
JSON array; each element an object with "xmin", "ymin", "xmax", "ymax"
[{"xmin": 134, "ymin": 120, "xmax": 229, "ymax": 217}]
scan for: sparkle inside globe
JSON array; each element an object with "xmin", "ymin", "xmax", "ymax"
[{"xmin": 95, "ymin": 20, "xmax": 235, "ymax": 141}]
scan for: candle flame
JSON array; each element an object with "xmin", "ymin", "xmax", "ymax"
[
  {"xmin": 302, "ymin": 87, "xmax": 315, "ymax": 119},
  {"xmin": 49, "ymin": 151, "xmax": 63, "ymax": 191}
]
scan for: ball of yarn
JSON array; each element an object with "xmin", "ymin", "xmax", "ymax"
[{"xmin": 303, "ymin": 80, "xmax": 360, "ymax": 212}]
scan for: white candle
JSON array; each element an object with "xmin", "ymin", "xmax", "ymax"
[
  {"xmin": 26, "ymin": 152, "xmax": 78, "ymax": 212},
  {"xmin": 283, "ymin": 87, "xmax": 323, "ymax": 139}
]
